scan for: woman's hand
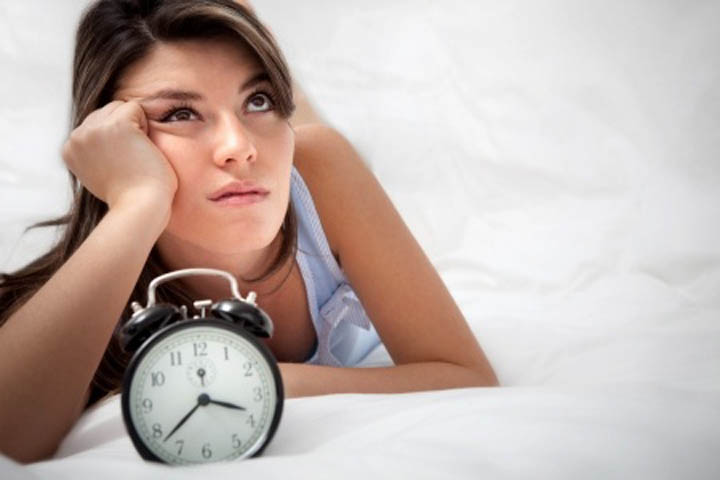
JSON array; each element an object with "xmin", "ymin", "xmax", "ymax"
[{"xmin": 61, "ymin": 100, "xmax": 178, "ymax": 212}]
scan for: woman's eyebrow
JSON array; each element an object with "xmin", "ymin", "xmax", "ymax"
[{"xmin": 139, "ymin": 72, "xmax": 270, "ymax": 103}]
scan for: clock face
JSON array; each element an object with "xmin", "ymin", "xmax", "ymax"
[{"xmin": 122, "ymin": 320, "xmax": 283, "ymax": 464}]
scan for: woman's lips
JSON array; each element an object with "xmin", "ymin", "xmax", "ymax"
[{"xmin": 211, "ymin": 192, "xmax": 269, "ymax": 206}]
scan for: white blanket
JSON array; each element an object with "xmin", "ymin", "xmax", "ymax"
[{"xmin": 1, "ymin": 0, "xmax": 719, "ymax": 478}]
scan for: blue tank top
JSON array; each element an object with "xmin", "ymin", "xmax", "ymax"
[{"xmin": 289, "ymin": 165, "xmax": 382, "ymax": 366}]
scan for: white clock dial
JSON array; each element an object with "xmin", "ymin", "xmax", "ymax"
[{"xmin": 126, "ymin": 324, "xmax": 279, "ymax": 464}]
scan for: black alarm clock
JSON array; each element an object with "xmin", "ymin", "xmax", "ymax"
[{"xmin": 118, "ymin": 268, "xmax": 284, "ymax": 465}]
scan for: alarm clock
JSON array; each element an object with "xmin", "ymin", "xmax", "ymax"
[{"xmin": 118, "ymin": 268, "xmax": 284, "ymax": 465}]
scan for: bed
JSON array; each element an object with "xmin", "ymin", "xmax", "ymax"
[{"xmin": 1, "ymin": 0, "xmax": 719, "ymax": 478}]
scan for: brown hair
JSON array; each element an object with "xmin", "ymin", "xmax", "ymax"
[{"xmin": 0, "ymin": 0, "xmax": 297, "ymax": 408}]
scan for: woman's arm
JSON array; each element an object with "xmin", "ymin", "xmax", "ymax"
[
  {"xmin": 284, "ymin": 125, "xmax": 499, "ymax": 397},
  {"xmin": 241, "ymin": 1, "xmax": 496, "ymax": 396},
  {"xmin": 280, "ymin": 362, "xmax": 496, "ymax": 398},
  {"xmin": 0, "ymin": 195, "xmax": 169, "ymax": 463}
]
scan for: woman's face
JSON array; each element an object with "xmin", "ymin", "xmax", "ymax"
[{"xmin": 114, "ymin": 37, "xmax": 294, "ymax": 258}]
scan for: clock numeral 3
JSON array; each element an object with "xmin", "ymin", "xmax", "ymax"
[{"xmin": 253, "ymin": 386, "xmax": 263, "ymax": 402}]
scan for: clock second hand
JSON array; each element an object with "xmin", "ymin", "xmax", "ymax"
[{"xmin": 163, "ymin": 393, "xmax": 210, "ymax": 442}]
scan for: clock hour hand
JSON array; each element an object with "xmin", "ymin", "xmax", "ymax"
[
  {"xmin": 163, "ymin": 393, "xmax": 210, "ymax": 442},
  {"xmin": 207, "ymin": 397, "xmax": 246, "ymax": 411}
]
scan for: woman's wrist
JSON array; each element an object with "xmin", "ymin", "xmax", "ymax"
[{"xmin": 110, "ymin": 189, "xmax": 173, "ymax": 235}]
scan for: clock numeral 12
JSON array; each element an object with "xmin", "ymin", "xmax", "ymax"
[{"xmin": 193, "ymin": 342, "xmax": 207, "ymax": 357}]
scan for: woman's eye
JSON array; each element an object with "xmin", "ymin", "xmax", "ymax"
[
  {"xmin": 160, "ymin": 107, "xmax": 198, "ymax": 123},
  {"xmin": 247, "ymin": 92, "xmax": 274, "ymax": 113},
  {"xmin": 156, "ymin": 94, "xmax": 274, "ymax": 123}
]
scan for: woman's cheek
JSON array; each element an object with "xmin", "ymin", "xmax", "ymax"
[
  {"xmin": 149, "ymin": 132, "xmax": 202, "ymax": 177},
  {"xmin": 269, "ymin": 124, "xmax": 295, "ymax": 166}
]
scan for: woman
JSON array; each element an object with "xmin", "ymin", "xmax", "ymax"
[{"xmin": 0, "ymin": 0, "xmax": 498, "ymax": 463}]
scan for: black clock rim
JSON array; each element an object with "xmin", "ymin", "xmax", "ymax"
[{"xmin": 120, "ymin": 317, "xmax": 285, "ymax": 464}]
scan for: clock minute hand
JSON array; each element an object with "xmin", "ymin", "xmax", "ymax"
[
  {"xmin": 163, "ymin": 393, "xmax": 209, "ymax": 442},
  {"xmin": 207, "ymin": 398, "xmax": 246, "ymax": 411}
]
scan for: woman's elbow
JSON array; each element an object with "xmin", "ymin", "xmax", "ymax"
[{"xmin": 0, "ymin": 440, "xmax": 57, "ymax": 465}]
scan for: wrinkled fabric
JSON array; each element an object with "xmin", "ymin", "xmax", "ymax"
[{"xmin": 316, "ymin": 282, "xmax": 374, "ymax": 366}]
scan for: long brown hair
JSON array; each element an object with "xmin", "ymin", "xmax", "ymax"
[{"xmin": 0, "ymin": 0, "xmax": 297, "ymax": 408}]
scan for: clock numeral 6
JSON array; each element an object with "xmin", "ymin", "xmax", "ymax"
[
  {"xmin": 232, "ymin": 433, "xmax": 241, "ymax": 449},
  {"xmin": 201, "ymin": 442, "xmax": 212, "ymax": 459}
]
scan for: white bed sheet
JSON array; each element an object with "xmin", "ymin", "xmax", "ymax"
[
  {"xmin": 0, "ymin": 384, "xmax": 713, "ymax": 480},
  {"xmin": 1, "ymin": 0, "xmax": 719, "ymax": 478}
]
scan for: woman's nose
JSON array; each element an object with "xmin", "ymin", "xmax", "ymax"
[{"xmin": 212, "ymin": 115, "xmax": 257, "ymax": 167}]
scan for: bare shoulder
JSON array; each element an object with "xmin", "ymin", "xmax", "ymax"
[{"xmin": 291, "ymin": 123, "xmax": 368, "ymax": 262}]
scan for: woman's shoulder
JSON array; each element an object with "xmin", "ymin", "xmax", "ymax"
[{"xmin": 292, "ymin": 123, "xmax": 363, "ymax": 263}]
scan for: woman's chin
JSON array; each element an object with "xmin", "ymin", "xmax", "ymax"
[{"xmin": 157, "ymin": 228, "xmax": 279, "ymax": 259}]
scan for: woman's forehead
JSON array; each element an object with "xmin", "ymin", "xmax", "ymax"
[{"xmin": 115, "ymin": 37, "xmax": 262, "ymax": 95}]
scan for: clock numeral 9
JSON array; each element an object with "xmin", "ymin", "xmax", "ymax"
[
  {"xmin": 201, "ymin": 442, "xmax": 212, "ymax": 459},
  {"xmin": 232, "ymin": 433, "xmax": 241, "ymax": 449},
  {"xmin": 193, "ymin": 341, "xmax": 207, "ymax": 357},
  {"xmin": 152, "ymin": 423, "xmax": 163, "ymax": 439},
  {"xmin": 141, "ymin": 398, "xmax": 153, "ymax": 414}
]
